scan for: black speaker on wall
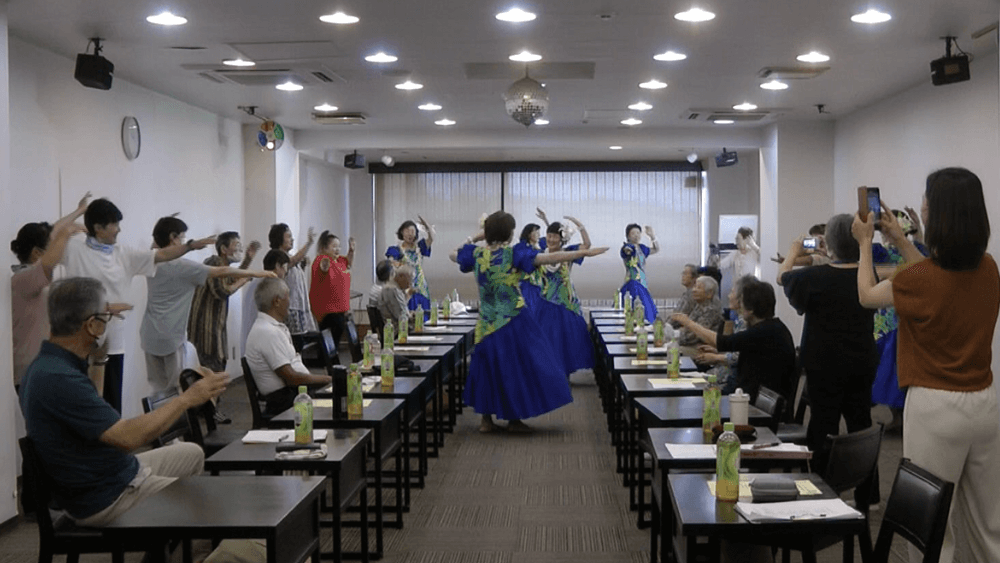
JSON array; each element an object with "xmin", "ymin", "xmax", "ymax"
[{"xmin": 74, "ymin": 38, "xmax": 114, "ymax": 91}]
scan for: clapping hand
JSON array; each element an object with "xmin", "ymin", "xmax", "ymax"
[
  {"xmin": 183, "ymin": 367, "xmax": 229, "ymax": 407},
  {"xmin": 246, "ymin": 241, "xmax": 261, "ymax": 260}
]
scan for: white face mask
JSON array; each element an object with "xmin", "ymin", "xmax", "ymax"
[{"xmin": 230, "ymin": 249, "xmax": 244, "ymax": 263}]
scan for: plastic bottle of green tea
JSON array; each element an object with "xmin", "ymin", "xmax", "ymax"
[
  {"xmin": 414, "ymin": 304, "xmax": 424, "ymax": 333},
  {"xmin": 716, "ymin": 422, "xmax": 741, "ymax": 502},
  {"xmin": 636, "ymin": 324, "xmax": 649, "ymax": 360},
  {"xmin": 293, "ymin": 385, "xmax": 313, "ymax": 445},
  {"xmin": 347, "ymin": 364, "xmax": 363, "ymax": 418},
  {"xmin": 702, "ymin": 375, "xmax": 721, "ymax": 440}
]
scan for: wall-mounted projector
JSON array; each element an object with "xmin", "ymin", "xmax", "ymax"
[
  {"xmin": 75, "ymin": 38, "xmax": 114, "ymax": 90},
  {"xmin": 715, "ymin": 148, "xmax": 738, "ymax": 168},
  {"xmin": 931, "ymin": 37, "xmax": 971, "ymax": 86},
  {"xmin": 344, "ymin": 151, "xmax": 366, "ymax": 169}
]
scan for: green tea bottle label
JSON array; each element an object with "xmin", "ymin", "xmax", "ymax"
[{"xmin": 347, "ymin": 364, "xmax": 363, "ymax": 418}]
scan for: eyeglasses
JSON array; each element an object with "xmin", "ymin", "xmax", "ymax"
[{"xmin": 89, "ymin": 311, "xmax": 114, "ymax": 323}]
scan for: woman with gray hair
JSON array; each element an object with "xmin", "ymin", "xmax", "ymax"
[
  {"xmin": 673, "ymin": 275, "xmax": 724, "ymax": 347},
  {"xmin": 777, "ymin": 212, "xmax": 877, "ymax": 480}
]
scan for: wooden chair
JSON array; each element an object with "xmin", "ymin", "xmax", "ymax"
[
  {"xmin": 140, "ymin": 389, "xmax": 193, "ymax": 447},
  {"xmin": 752, "ymin": 386, "xmax": 785, "ymax": 433},
  {"xmin": 177, "ymin": 369, "xmax": 245, "ymax": 455},
  {"xmin": 241, "ymin": 358, "xmax": 270, "ymax": 429},
  {"xmin": 873, "ymin": 458, "xmax": 954, "ymax": 563}
]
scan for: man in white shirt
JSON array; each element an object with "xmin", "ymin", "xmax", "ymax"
[
  {"xmin": 141, "ymin": 216, "xmax": 276, "ymax": 393},
  {"xmin": 60, "ymin": 198, "xmax": 213, "ymax": 412},
  {"xmin": 245, "ymin": 278, "xmax": 331, "ymax": 417}
]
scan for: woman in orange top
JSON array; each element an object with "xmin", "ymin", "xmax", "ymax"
[
  {"xmin": 310, "ymin": 231, "xmax": 355, "ymax": 353},
  {"xmin": 853, "ymin": 168, "xmax": 1000, "ymax": 563}
]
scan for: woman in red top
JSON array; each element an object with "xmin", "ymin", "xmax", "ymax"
[
  {"xmin": 310, "ymin": 231, "xmax": 355, "ymax": 352},
  {"xmin": 853, "ymin": 168, "xmax": 1000, "ymax": 563}
]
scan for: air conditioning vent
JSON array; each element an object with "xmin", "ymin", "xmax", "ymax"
[
  {"xmin": 311, "ymin": 71, "xmax": 334, "ymax": 83},
  {"xmin": 758, "ymin": 66, "xmax": 830, "ymax": 80},
  {"xmin": 681, "ymin": 108, "xmax": 784, "ymax": 122},
  {"xmin": 312, "ymin": 113, "xmax": 367, "ymax": 125}
]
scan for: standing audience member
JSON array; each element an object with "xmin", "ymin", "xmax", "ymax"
[
  {"xmin": 772, "ymin": 224, "xmax": 829, "ymax": 266},
  {"xmin": 311, "ymin": 231, "xmax": 355, "ymax": 352},
  {"xmin": 378, "ymin": 264, "xmax": 414, "ymax": 327},
  {"xmin": 676, "ymin": 276, "xmax": 724, "ymax": 347},
  {"xmin": 386, "ymin": 217, "xmax": 435, "ymax": 311},
  {"xmin": 142, "ymin": 216, "xmax": 273, "ymax": 393},
  {"xmin": 10, "ymin": 192, "xmax": 90, "ymax": 389},
  {"xmin": 61, "ymin": 198, "xmax": 209, "ymax": 413},
  {"xmin": 246, "ymin": 278, "xmax": 332, "ymax": 417},
  {"xmin": 777, "ymin": 213, "xmax": 876, "ymax": 475},
  {"xmin": 267, "ymin": 224, "xmax": 317, "ymax": 344},
  {"xmin": 854, "ymin": 168, "xmax": 1000, "ymax": 563}
]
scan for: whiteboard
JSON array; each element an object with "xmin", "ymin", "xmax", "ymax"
[{"xmin": 718, "ymin": 214, "xmax": 758, "ymax": 244}]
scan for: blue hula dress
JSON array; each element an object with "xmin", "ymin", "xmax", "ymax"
[
  {"xmin": 386, "ymin": 239, "xmax": 431, "ymax": 311},
  {"xmin": 539, "ymin": 245, "xmax": 596, "ymax": 373},
  {"xmin": 458, "ymin": 243, "xmax": 572, "ymax": 420},
  {"xmin": 620, "ymin": 242, "xmax": 658, "ymax": 323}
]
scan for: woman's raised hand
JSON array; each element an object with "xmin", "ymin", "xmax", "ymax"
[
  {"xmin": 851, "ymin": 213, "xmax": 875, "ymax": 244},
  {"xmin": 644, "ymin": 225, "xmax": 655, "ymax": 238},
  {"xmin": 535, "ymin": 207, "xmax": 549, "ymax": 224},
  {"xmin": 563, "ymin": 215, "xmax": 583, "ymax": 227},
  {"xmin": 306, "ymin": 227, "xmax": 316, "ymax": 247},
  {"xmin": 77, "ymin": 191, "xmax": 93, "ymax": 211},
  {"xmin": 878, "ymin": 200, "xmax": 906, "ymax": 243},
  {"xmin": 348, "ymin": 237, "xmax": 356, "ymax": 252}
]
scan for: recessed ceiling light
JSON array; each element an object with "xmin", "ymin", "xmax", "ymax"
[
  {"xmin": 434, "ymin": 118, "xmax": 456, "ymax": 126},
  {"xmin": 760, "ymin": 80, "xmax": 789, "ymax": 90},
  {"xmin": 146, "ymin": 11, "xmax": 187, "ymax": 26},
  {"xmin": 319, "ymin": 12, "xmax": 359, "ymax": 24},
  {"xmin": 534, "ymin": 119, "xmax": 549, "ymax": 125},
  {"xmin": 674, "ymin": 8, "xmax": 715, "ymax": 22},
  {"xmin": 509, "ymin": 50, "xmax": 542, "ymax": 62},
  {"xmin": 314, "ymin": 103, "xmax": 338, "ymax": 112},
  {"xmin": 621, "ymin": 118, "xmax": 642, "ymax": 126},
  {"xmin": 395, "ymin": 80, "xmax": 424, "ymax": 90},
  {"xmin": 714, "ymin": 119, "xmax": 735, "ymax": 125},
  {"xmin": 222, "ymin": 58, "xmax": 255, "ymax": 67},
  {"xmin": 851, "ymin": 9, "xmax": 891, "ymax": 24},
  {"xmin": 653, "ymin": 50, "xmax": 687, "ymax": 62},
  {"xmin": 365, "ymin": 52, "xmax": 398, "ymax": 63},
  {"xmin": 628, "ymin": 102, "xmax": 653, "ymax": 111},
  {"xmin": 797, "ymin": 51, "xmax": 830, "ymax": 63},
  {"xmin": 418, "ymin": 103, "xmax": 442, "ymax": 111},
  {"xmin": 609, "ymin": 145, "xmax": 623, "ymax": 150},
  {"xmin": 733, "ymin": 102, "xmax": 757, "ymax": 111},
  {"xmin": 276, "ymin": 81, "xmax": 303, "ymax": 91},
  {"xmin": 496, "ymin": 8, "xmax": 536, "ymax": 22},
  {"xmin": 639, "ymin": 79, "xmax": 668, "ymax": 90}
]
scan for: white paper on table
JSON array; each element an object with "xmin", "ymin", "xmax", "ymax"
[
  {"xmin": 648, "ymin": 379, "xmax": 696, "ymax": 389},
  {"xmin": 422, "ymin": 325, "xmax": 449, "ymax": 332},
  {"xmin": 395, "ymin": 346, "xmax": 431, "ymax": 352},
  {"xmin": 242, "ymin": 430, "xmax": 328, "ymax": 444},
  {"xmin": 618, "ymin": 335, "xmax": 638, "ymax": 342},
  {"xmin": 740, "ymin": 443, "xmax": 810, "ymax": 453},
  {"xmin": 629, "ymin": 346, "xmax": 669, "ymax": 353},
  {"xmin": 734, "ymin": 499, "xmax": 862, "ymax": 522},
  {"xmin": 665, "ymin": 444, "xmax": 716, "ymax": 458},
  {"xmin": 406, "ymin": 335, "xmax": 442, "ymax": 342}
]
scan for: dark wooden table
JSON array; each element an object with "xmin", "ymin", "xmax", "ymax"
[
  {"xmin": 103, "ymin": 476, "xmax": 325, "ymax": 563},
  {"xmin": 611, "ymin": 355, "xmax": 698, "ymax": 375},
  {"xmin": 634, "ymin": 396, "xmax": 770, "ymax": 429},
  {"xmin": 205, "ymin": 430, "xmax": 372, "ymax": 562},
  {"xmin": 387, "ymin": 343, "xmax": 459, "ymax": 437}
]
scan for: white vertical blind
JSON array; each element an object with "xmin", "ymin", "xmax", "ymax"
[
  {"xmin": 376, "ymin": 173, "xmax": 501, "ymax": 302},
  {"xmin": 504, "ymin": 171, "xmax": 701, "ymax": 300}
]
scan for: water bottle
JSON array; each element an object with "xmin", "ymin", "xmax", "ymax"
[
  {"xmin": 452, "ymin": 288, "xmax": 460, "ymax": 305},
  {"xmin": 381, "ymin": 346, "xmax": 395, "ymax": 389},
  {"xmin": 430, "ymin": 299, "xmax": 439, "ymax": 325},
  {"xmin": 716, "ymin": 422, "xmax": 741, "ymax": 502},
  {"xmin": 362, "ymin": 333, "xmax": 374, "ymax": 369},
  {"xmin": 370, "ymin": 332, "xmax": 381, "ymax": 362},
  {"xmin": 383, "ymin": 322, "xmax": 395, "ymax": 351},
  {"xmin": 347, "ymin": 363, "xmax": 363, "ymax": 418},
  {"xmin": 653, "ymin": 317, "xmax": 665, "ymax": 347},
  {"xmin": 624, "ymin": 306, "xmax": 635, "ymax": 336},
  {"xmin": 442, "ymin": 294, "xmax": 451, "ymax": 319},
  {"xmin": 624, "ymin": 293, "xmax": 633, "ymax": 317},
  {"xmin": 293, "ymin": 385, "xmax": 313, "ymax": 444},
  {"xmin": 398, "ymin": 316, "xmax": 408, "ymax": 344},
  {"xmin": 702, "ymin": 375, "xmax": 721, "ymax": 441},
  {"xmin": 614, "ymin": 291, "xmax": 622, "ymax": 310},
  {"xmin": 636, "ymin": 324, "xmax": 648, "ymax": 360},
  {"xmin": 414, "ymin": 304, "xmax": 424, "ymax": 333},
  {"xmin": 667, "ymin": 336, "xmax": 680, "ymax": 379}
]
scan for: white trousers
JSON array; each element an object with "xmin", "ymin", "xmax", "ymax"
[{"xmin": 903, "ymin": 384, "xmax": 1000, "ymax": 563}]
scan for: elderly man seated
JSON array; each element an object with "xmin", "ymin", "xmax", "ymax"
[
  {"xmin": 674, "ymin": 275, "xmax": 724, "ymax": 347},
  {"xmin": 378, "ymin": 263, "xmax": 415, "ymax": 327},
  {"xmin": 669, "ymin": 263, "xmax": 698, "ymax": 325},
  {"xmin": 245, "ymin": 277, "xmax": 331, "ymax": 417}
]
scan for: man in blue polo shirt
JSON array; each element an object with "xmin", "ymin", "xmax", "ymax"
[{"xmin": 19, "ymin": 277, "xmax": 227, "ymax": 526}]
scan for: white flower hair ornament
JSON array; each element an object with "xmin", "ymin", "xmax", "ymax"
[{"xmin": 478, "ymin": 213, "xmax": 489, "ymax": 230}]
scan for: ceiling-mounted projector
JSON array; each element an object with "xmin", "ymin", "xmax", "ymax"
[
  {"xmin": 75, "ymin": 38, "xmax": 114, "ymax": 90},
  {"xmin": 344, "ymin": 151, "xmax": 366, "ymax": 169},
  {"xmin": 931, "ymin": 36, "xmax": 970, "ymax": 86},
  {"xmin": 715, "ymin": 148, "xmax": 738, "ymax": 167}
]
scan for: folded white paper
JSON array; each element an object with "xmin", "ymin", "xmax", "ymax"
[
  {"xmin": 629, "ymin": 346, "xmax": 669, "ymax": 353},
  {"xmin": 740, "ymin": 443, "xmax": 810, "ymax": 453},
  {"xmin": 406, "ymin": 335, "xmax": 442, "ymax": 342},
  {"xmin": 665, "ymin": 443, "xmax": 716, "ymax": 458},
  {"xmin": 648, "ymin": 379, "xmax": 697, "ymax": 389},
  {"xmin": 422, "ymin": 325, "xmax": 449, "ymax": 331},
  {"xmin": 395, "ymin": 345, "xmax": 431, "ymax": 352},
  {"xmin": 735, "ymin": 499, "xmax": 862, "ymax": 522},
  {"xmin": 243, "ymin": 430, "xmax": 328, "ymax": 444}
]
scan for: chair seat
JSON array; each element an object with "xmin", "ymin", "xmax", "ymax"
[
  {"xmin": 50, "ymin": 511, "xmax": 105, "ymax": 539},
  {"xmin": 776, "ymin": 422, "xmax": 807, "ymax": 445}
]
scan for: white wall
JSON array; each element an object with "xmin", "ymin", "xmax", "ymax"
[
  {"xmin": 707, "ymin": 149, "xmax": 760, "ymax": 245},
  {"xmin": 0, "ymin": 3, "xmax": 17, "ymax": 523},
  {"xmin": 8, "ymin": 37, "xmax": 246, "ymax": 419}
]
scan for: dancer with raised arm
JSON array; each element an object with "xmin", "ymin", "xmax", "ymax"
[
  {"xmin": 386, "ymin": 216, "xmax": 434, "ymax": 311},
  {"xmin": 539, "ymin": 217, "xmax": 596, "ymax": 374},
  {"xmin": 620, "ymin": 223, "xmax": 659, "ymax": 324}
]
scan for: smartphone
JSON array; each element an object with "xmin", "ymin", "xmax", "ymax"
[
  {"xmin": 802, "ymin": 237, "xmax": 817, "ymax": 249},
  {"xmin": 857, "ymin": 186, "xmax": 881, "ymax": 221}
]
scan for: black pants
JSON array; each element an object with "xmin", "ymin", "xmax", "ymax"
[
  {"xmin": 102, "ymin": 354, "xmax": 125, "ymax": 413},
  {"xmin": 319, "ymin": 313, "xmax": 348, "ymax": 358}
]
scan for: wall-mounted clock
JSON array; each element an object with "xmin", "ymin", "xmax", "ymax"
[{"xmin": 121, "ymin": 116, "xmax": 140, "ymax": 161}]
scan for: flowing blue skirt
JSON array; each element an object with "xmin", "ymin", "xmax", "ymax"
[
  {"xmin": 620, "ymin": 282, "xmax": 658, "ymax": 324},
  {"xmin": 519, "ymin": 281, "xmax": 593, "ymax": 373},
  {"xmin": 871, "ymin": 330, "xmax": 906, "ymax": 408},
  {"xmin": 464, "ymin": 312, "xmax": 573, "ymax": 420}
]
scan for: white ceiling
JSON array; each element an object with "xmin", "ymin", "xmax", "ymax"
[{"xmin": 8, "ymin": 0, "xmax": 999, "ymax": 162}]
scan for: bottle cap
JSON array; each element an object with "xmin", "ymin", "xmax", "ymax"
[
  {"xmin": 723, "ymin": 422, "xmax": 735, "ymax": 432},
  {"xmin": 349, "ymin": 363, "xmax": 358, "ymax": 371},
  {"xmin": 298, "ymin": 385, "xmax": 307, "ymax": 394},
  {"xmin": 707, "ymin": 375, "xmax": 716, "ymax": 383}
]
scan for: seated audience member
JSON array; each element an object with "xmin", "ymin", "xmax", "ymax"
[
  {"xmin": 673, "ymin": 278, "xmax": 796, "ymax": 401},
  {"xmin": 378, "ymin": 264, "xmax": 415, "ymax": 327},
  {"xmin": 676, "ymin": 275, "xmax": 724, "ymax": 347},
  {"xmin": 19, "ymin": 277, "xmax": 228, "ymax": 527},
  {"xmin": 240, "ymin": 249, "xmax": 291, "ymax": 354},
  {"xmin": 690, "ymin": 274, "xmax": 753, "ymax": 393},
  {"xmin": 668, "ymin": 263, "xmax": 698, "ymax": 327},
  {"xmin": 368, "ymin": 259, "xmax": 394, "ymax": 308},
  {"xmin": 245, "ymin": 278, "xmax": 331, "ymax": 417}
]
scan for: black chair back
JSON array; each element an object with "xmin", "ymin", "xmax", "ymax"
[
  {"xmin": 18, "ymin": 437, "xmax": 60, "ymax": 542},
  {"xmin": 752, "ymin": 386, "xmax": 785, "ymax": 433},
  {"xmin": 368, "ymin": 306, "xmax": 386, "ymax": 346},
  {"xmin": 241, "ymin": 358, "xmax": 268, "ymax": 429},
  {"xmin": 822, "ymin": 424, "xmax": 884, "ymax": 510},
  {"xmin": 140, "ymin": 389, "xmax": 192, "ymax": 447},
  {"xmin": 873, "ymin": 458, "xmax": 955, "ymax": 563},
  {"xmin": 319, "ymin": 328, "xmax": 339, "ymax": 374},
  {"xmin": 345, "ymin": 318, "xmax": 364, "ymax": 363},
  {"xmin": 178, "ymin": 369, "xmax": 211, "ymax": 446}
]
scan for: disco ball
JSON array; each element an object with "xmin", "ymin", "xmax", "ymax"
[
  {"xmin": 503, "ymin": 76, "xmax": 549, "ymax": 127},
  {"xmin": 257, "ymin": 120, "xmax": 284, "ymax": 151}
]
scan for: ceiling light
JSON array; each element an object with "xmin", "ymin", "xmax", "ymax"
[
  {"xmin": 509, "ymin": 50, "xmax": 542, "ymax": 62},
  {"xmin": 714, "ymin": 119, "xmax": 735, "ymax": 124},
  {"xmin": 276, "ymin": 81, "xmax": 303, "ymax": 91},
  {"xmin": 496, "ymin": 8, "xmax": 536, "ymax": 22},
  {"xmin": 687, "ymin": 152, "xmax": 699, "ymax": 163},
  {"xmin": 653, "ymin": 51, "xmax": 687, "ymax": 62},
  {"xmin": 418, "ymin": 103, "xmax": 442, "ymax": 111},
  {"xmin": 851, "ymin": 9, "xmax": 891, "ymax": 24},
  {"xmin": 534, "ymin": 118, "xmax": 549, "ymax": 125},
  {"xmin": 609, "ymin": 145, "xmax": 623, "ymax": 150},
  {"xmin": 628, "ymin": 102, "xmax": 652, "ymax": 111},
  {"xmin": 435, "ymin": 118, "xmax": 456, "ymax": 126},
  {"xmin": 381, "ymin": 155, "xmax": 395, "ymax": 167},
  {"xmin": 797, "ymin": 51, "xmax": 830, "ymax": 63},
  {"xmin": 733, "ymin": 102, "xmax": 757, "ymax": 111},
  {"xmin": 674, "ymin": 8, "xmax": 715, "ymax": 22},
  {"xmin": 639, "ymin": 79, "xmax": 668, "ymax": 90},
  {"xmin": 620, "ymin": 118, "xmax": 642, "ymax": 126},
  {"xmin": 760, "ymin": 80, "xmax": 789, "ymax": 90},
  {"xmin": 395, "ymin": 80, "xmax": 424, "ymax": 90},
  {"xmin": 314, "ymin": 103, "xmax": 338, "ymax": 112},
  {"xmin": 319, "ymin": 12, "xmax": 359, "ymax": 24},
  {"xmin": 365, "ymin": 52, "xmax": 398, "ymax": 63},
  {"xmin": 223, "ymin": 58, "xmax": 254, "ymax": 67},
  {"xmin": 146, "ymin": 11, "xmax": 187, "ymax": 26}
]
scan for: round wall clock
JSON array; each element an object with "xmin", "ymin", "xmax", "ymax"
[{"xmin": 121, "ymin": 116, "xmax": 140, "ymax": 161}]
